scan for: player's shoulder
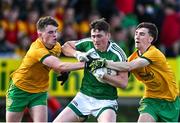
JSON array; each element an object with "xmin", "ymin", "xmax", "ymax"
[
  {"xmin": 108, "ymin": 41, "xmax": 127, "ymax": 61},
  {"xmin": 109, "ymin": 41, "xmax": 127, "ymax": 54},
  {"xmin": 76, "ymin": 37, "xmax": 93, "ymax": 45},
  {"xmin": 30, "ymin": 38, "xmax": 44, "ymax": 49},
  {"xmin": 146, "ymin": 45, "xmax": 165, "ymax": 58},
  {"xmin": 28, "ymin": 39, "xmax": 47, "ymax": 55},
  {"xmin": 109, "ymin": 40, "xmax": 123, "ymax": 50}
]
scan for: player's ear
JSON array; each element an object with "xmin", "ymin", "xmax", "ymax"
[
  {"xmin": 107, "ymin": 32, "xmax": 111, "ymax": 40},
  {"xmin": 37, "ymin": 30, "xmax": 42, "ymax": 37},
  {"xmin": 149, "ymin": 36, "xmax": 153, "ymax": 43}
]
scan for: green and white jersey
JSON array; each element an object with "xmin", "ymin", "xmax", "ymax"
[{"xmin": 75, "ymin": 38, "xmax": 127, "ymax": 100}]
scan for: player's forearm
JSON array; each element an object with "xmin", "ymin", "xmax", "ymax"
[
  {"xmin": 43, "ymin": 55, "xmax": 84, "ymax": 73},
  {"xmin": 103, "ymin": 74, "xmax": 128, "ymax": 89},
  {"xmin": 106, "ymin": 61, "xmax": 130, "ymax": 72},
  {"xmin": 57, "ymin": 62, "xmax": 84, "ymax": 73}
]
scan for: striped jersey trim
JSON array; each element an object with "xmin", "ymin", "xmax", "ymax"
[
  {"xmin": 40, "ymin": 54, "xmax": 51, "ymax": 63},
  {"xmin": 110, "ymin": 43, "xmax": 127, "ymax": 62},
  {"xmin": 141, "ymin": 56, "xmax": 152, "ymax": 64}
]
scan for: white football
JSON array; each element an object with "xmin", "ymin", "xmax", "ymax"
[{"xmin": 93, "ymin": 67, "xmax": 117, "ymax": 83}]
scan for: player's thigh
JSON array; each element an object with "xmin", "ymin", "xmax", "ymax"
[
  {"xmin": 138, "ymin": 113, "xmax": 155, "ymax": 122},
  {"xmin": 29, "ymin": 105, "xmax": 47, "ymax": 122},
  {"xmin": 138, "ymin": 98, "xmax": 158, "ymax": 121},
  {"xmin": 54, "ymin": 92, "xmax": 90, "ymax": 122},
  {"xmin": 28, "ymin": 91, "xmax": 47, "ymax": 108},
  {"xmin": 53, "ymin": 106, "xmax": 84, "ymax": 122},
  {"xmin": 28, "ymin": 91, "xmax": 48, "ymax": 121},
  {"xmin": 6, "ymin": 81, "xmax": 29, "ymax": 112},
  {"xmin": 138, "ymin": 97, "xmax": 180, "ymax": 122},
  {"xmin": 93, "ymin": 99, "xmax": 118, "ymax": 118},
  {"xmin": 6, "ymin": 111, "xmax": 24, "ymax": 122},
  {"xmin": 67, "ymin": 92, "xmax": 90, "ymax": 118},
  {"xmin": 97, "ymin": 108, "xmax": 116, "ymax": 122},
  {"xmin": 158, "ymin": 97, "xmax": 180, "ymax": 122}
]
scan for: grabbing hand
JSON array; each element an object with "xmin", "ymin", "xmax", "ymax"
[
  {"xmin": 74, "ymin": 51, "xmax": 89, "ymax": 62},
  {"xmin": 57, "ymin": 72, "xmax": 70, "ymax": 85},
  {"xmin": 85, "ymin": 55, "xmax": 99, "ymax": 70},
  {"xmin": 89, "ymin": 58, "xmax": 107, "ymax": 72},
  {"xmin": 74, "ymin": 49, "xmax": 100, "ymax": 62}
]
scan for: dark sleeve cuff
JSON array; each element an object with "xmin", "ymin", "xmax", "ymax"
[{"xmin": 40, "ymin": 54, "xmax": 51, "ymax": 63}]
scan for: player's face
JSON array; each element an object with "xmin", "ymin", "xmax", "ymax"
[
  {"xmin": 40, "ymin": 25, "xmax": 58, "ymax": 49},
  {"xmin": 134, "ymin": 28, "xmax": 152, "ymax": 50},
  {"xmin": 91, "ymin": 29, "xmax": 110, "ymax": 51}
]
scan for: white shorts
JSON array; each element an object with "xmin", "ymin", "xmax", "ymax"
[{"xmin": 68, "ymin": 92, "xmax": 118, "ymax": 118}]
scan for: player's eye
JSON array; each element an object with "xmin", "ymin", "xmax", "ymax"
[
  {"xmin": 91, "ymin": 35, "xmax": 95, "ymax": 38},
  {"xmin": 96, "ymin": 34, "xmax": 102, "ymax": 38},
  {"xmin": 139, "ymin": 32, "xmax": 145, "ymax": 36},
  {"xmin": 48, "ymin": 30, "xmax": 57, "ymax": 35}
]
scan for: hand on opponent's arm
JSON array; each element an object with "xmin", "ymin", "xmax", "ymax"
[
  {"xmin": 88, "ymin": 58, "xmax": 107, "ymax": 72},
  {"xmin": 74, "ymin": 51, "xmax": 90, "ymax": 62}
]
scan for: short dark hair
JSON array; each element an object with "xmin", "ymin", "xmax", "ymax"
[
  {"xmin": 36, "ymin": 16, "xmax": 58, "ymax": 31},
  {"xmin": 90, "ymin": 18, "xmax": 110, "ymax": 33},
  {"xmin": 136, "ymin": 22, "xmax": 158, "ymax": 43}
]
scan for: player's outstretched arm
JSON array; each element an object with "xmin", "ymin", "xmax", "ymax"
[
  {"xmin": 90, "ymin": 57, "xmax": 150, "ymax": 72},
  {"xmin": 42, "ymin": 55, "xmax": 84, "ymax": 73},
  {"xmin": 106, "ymin": 57, "xmax": 150, "ymax": 72}
]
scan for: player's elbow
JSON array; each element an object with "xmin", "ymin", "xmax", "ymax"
[
  {"xmin": 120, "ymin": 81, "xmax": 128, "ymax": 89},
  {"xmin": 62, "ymin": 42, "xmax": 68, "ymax": 51},
  {"xmin": 62, "ymin": 45, "xmax": 68, "ymax": 56},
  {"xmin": 62, "ymin": 42, "xmax": 73, "ymax": 57},
  {"xmin": 118, "ymin": 77, "xmax": 128, "ymax": 89}
]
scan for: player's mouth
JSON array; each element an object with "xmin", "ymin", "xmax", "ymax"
[
  {"xmin": 94, "ymin": 43, "xmax": 99, "ymax": 46},
  {"xmin": 135, "ymin": 40, "xmax": 140, "ymax": 44},
  {"xmin": 52, "ymin": 38, "xmax": 57, "ymax": 43}
]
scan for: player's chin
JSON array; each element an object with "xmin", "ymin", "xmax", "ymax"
[
  {"xmin": 51, "ymin": 40, "xmax": 57, "ymax": 45},
  {"xmin": 94, "ymin": 45, "xmax": 101, "ymax": 50}
]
